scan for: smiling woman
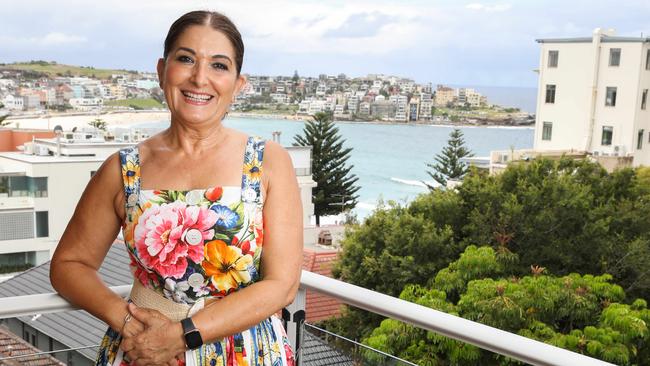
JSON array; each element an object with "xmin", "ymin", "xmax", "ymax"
[{"xmin": 49, "ymin": 10, "xmax": 302, "ymax": 366}]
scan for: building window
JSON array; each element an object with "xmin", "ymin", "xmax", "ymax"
[
  {"xmin": 545, "ymin": 84, "xmax": 556, "ymax": 104},
  {"xmin": 605, "ymin": 87, "xmax": 617, "ymax": 107},
  {"xmin": 542, "ymin": 122, "xmax": 553, "ymax": 140},
  {"xmin": 602, "ymin": 126, "xmax": 613, "ymax": 146},
  {"xmin": 548, "ymin": 50, "xmax": 559, "ymax": 68},
  {"xmin": 642, "ymin": 89, "xmax": 648, "ymax": 110},
  {"xmin": 646, "ymin": 49, "xmax": 650, "ymax": 70},
  {"xmin": 609, "ymin": 48, "xmax": 621, "ymax": 66},
  {"xmin": 35, "ymin": 211, "xmax": 49, "ymax": 238},
  {"xmin": 638, "ymin": 130, "xmax": 644, "ymax": 150}
]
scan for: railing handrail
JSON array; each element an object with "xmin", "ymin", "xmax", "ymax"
[
  {"xmin": 299, "ymin": 271, "xmax": 613, "ymax": 366},
  {"xmin": 0, "ymin": 271, "xmax": 614, "ymax": 366}
]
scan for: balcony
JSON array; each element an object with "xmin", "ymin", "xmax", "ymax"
[{"xmin": 0, "ymin": 271, "xmax": 614, "ymax": 366}]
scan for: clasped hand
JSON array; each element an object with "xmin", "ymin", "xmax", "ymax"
[{"xmin": 120, "ymin": 303, "xmax": 186, "ymax": 366}]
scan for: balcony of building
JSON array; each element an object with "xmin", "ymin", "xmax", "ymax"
[{"xmin": 0, "ymin": 254, "xmax": 614, "ymax": 366}]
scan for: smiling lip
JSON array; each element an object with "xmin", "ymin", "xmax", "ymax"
[{"xmin": 181, "ymin": 90, "xmax": 214, "ymax": 105}]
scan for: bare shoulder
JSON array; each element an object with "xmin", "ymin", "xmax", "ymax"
[
  {"xmin": 91, "ymin": 151, "xmax": 126, "ymax": 220},
  {"xmin": 262, "ymin": 140, "xmax": 294, "ymax": 177}
]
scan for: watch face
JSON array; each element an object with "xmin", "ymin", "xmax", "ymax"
[{"xmin": 186, "ymin": 330, "xmax": 203, "ymax": 350}]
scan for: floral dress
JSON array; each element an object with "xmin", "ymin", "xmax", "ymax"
[{"xmin": 96, "ymin": 136, "xmax": 295, "ymax": 366}]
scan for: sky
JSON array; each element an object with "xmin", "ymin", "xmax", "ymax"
[{"xmin": 2, "ymin": 0, "xmax": 649, "ymax": 87}]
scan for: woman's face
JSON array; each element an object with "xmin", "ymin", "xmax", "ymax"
[{"xmin": 157, "ymin": 25, "xmax": 245, "ymax": 127}]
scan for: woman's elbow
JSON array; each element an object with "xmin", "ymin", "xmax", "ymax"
[{"xmin": 281, "ymin": 274, "xmax": 302, "ymax": 308}]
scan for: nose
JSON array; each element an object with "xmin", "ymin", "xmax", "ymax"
[{"xmin": 190, "ymin": 61, "xmax": 208, "ymax": 87}]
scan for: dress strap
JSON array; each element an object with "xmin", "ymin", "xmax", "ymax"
[
  {"xmin": 118, "ymin": 146, "xmax": 141, "ymax": 209},
  {"xmin": 241, "ymin": 136, "xmax": 265, "ymax": 203}
]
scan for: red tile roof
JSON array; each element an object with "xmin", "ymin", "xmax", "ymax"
[
  {"xmin": 0, "ymin": 326, "xmax": 65, "ymax": 366},
  {"xmin": 302, "ymin": 248, "xmax": 343, "ymax": 322}
]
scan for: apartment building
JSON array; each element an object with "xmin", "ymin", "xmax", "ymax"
[
  {"xmin": 420, "ymin": 93, "xmax": 433, "ymax": 120},
  {"xmin": 408, "ymin": 97, "xmax": 420, "ymax": 122},
  {"xmin": 435, "ymin": 85, "xmax": 456, "ymax": 107},
  {"xmin": 534, "ymin": 28, "xmax": 650, "ymax": 166}
]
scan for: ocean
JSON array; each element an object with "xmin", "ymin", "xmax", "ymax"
[{"xmin": 130, "ymin": 118, "xmax": 535, "ymax": 219}]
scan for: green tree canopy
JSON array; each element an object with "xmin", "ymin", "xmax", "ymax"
[
  {"xmin": 293, "ymin": 112, "xmax": 360, "ymax": 225},
  {"xmin": 426, "ymin": 128, "xmax": 473, "ymax": 188},
  {"xmin": 328, "ymin": 157, "xmax": 650, "ymax": 355},
  {"xmin": 364, "ymin": 245, "xmax": 650, "ymax": 365}
]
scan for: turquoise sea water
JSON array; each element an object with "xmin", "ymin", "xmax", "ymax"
[{"xmin": 130, "ymin": 118, "xmax": 534, "ymax": 218}]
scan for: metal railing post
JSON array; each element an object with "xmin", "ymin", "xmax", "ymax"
[{"xmin": 282, "ymin": 287, "xmax": 306, "ymax": 366}]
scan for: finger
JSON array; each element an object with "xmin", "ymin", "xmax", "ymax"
[
  {"xmin": 120, "ymin": 337, "xmax": 132, "ymax": 353},
  {"xmin": 122, "ymin": 319, "xmax": 146, "ymax": 338},
  {"xmin": 128, "ymin": 303, "xmax": 157, "ymax": 325}
]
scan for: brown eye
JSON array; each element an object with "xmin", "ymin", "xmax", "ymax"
[
  {"xmin": 177, "ymin": 55, "xmax": 193, "ymax": 64},
  {"xmin": 212, "ymin": 62, "xmax": 228, "ymax": 71}
]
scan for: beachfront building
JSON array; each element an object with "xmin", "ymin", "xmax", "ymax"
[
  {"xmin": 392, "ymin": 94, "xmax": 409, "ymax": 122},
  {"xmin": 420, "ymin": 93, "xmax": 434, "ymax": 121},
  {"xmin": 534, "ymin": 28, "xmax": 650, "ymax": 167},
  {"xmin": 0, "ymin": 135, "xmax": 316, "ymax": 273},
  {"xmin": 409, "ymin": 97, "xmax": 420, "ymax": 122},
  {"xmin": 435, "ymin": 85, "xmax": 456, "ymax": 107},
  {"xmin": 2, "ymin": 95, "xmax": 24, "ymax": 111}
]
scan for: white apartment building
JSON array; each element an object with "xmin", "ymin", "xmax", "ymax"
[
  {"xmin": 534, "ymin": 28, "xmax": 650, "ymax": 166},
  {"xmin": 348, "ymin": 95, "xmax": 359, "ymax": 114},
  {"xmin": 420, "ymin": 93, "xmax": 433, "ymax": 120},
  {"xmin": 0, "ymin": 136, "xmax": 316, "ymax": 271},
  {"xmin": 2, "ymin": 95, "xmax": 24, "ymax": 111},
  {"xmin": 393, "ymin": 95, "xmax": 409, "ymax": 122}
]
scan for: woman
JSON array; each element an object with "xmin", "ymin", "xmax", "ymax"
[{"xmin": 50, "ymin": 10, "xmax": 303, "ymax": 366}]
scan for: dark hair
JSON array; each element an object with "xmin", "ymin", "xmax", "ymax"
[{"xmin": 163, "ymin": 10, "xmax": 244, "ymax": 75}]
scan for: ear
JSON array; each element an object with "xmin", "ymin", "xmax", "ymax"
[
  {"xmin": 234, "ymin": 74, "xmax": 247, "ymax": 100},
  {"xmin": 156, "ymin": 58, "xmax": 165, "ymax": 88}
]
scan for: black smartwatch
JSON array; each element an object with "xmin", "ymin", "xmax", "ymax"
[{"xmin": 180, "ymin": 317, "xmax": 203, "ymax": 350}]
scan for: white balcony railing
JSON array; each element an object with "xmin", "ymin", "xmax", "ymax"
[{"xmin": 0, "ymin": 270, "xmax": 615, "ymax": 366}]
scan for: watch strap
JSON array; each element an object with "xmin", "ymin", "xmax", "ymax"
[{"xmin": 180, "ymin": 317, "xmax": 203, "ymax": 350}]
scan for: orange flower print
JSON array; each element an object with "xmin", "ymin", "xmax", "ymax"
[
  {"xmin": 202, "ymin": 240, "xmax": 253, "ymax": 292},
  {"xmin": 205, "ymin": 186, "xmax": 223, "ymax": 201}
]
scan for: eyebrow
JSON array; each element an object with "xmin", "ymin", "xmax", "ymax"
[{"xmin": 176, "ymin": 47, "xmax": 233, "ymax": 65}]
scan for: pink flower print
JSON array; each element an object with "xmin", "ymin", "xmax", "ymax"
[{"xmin": 134, "ymin": 202, "xmax": 218, "ymax": 279}]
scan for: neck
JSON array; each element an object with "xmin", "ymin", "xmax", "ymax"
[{"xmin": 162, "ymin": 117, "xmax": 230, "ymax": 156}]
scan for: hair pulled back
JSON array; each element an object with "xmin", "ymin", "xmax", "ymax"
[{"xmin": 163, "ymin": 10, "xmax": 244, "ymax": 75}]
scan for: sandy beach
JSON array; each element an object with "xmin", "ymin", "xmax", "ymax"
[{"xmin": 5, "ymin": 110, "xmax": 171, "ymax": 131}]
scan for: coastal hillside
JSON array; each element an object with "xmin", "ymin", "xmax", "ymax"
[{"xmin": 0, "ymin": 60, "xmax": 135, "ymax": 79}]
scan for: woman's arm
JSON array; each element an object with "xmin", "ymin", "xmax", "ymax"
[
  {"xmin": 122, "ymin": 140, "xmax": 304, "ymax": 362},
  {"xmin": 50, "ymin": 152, "xmax": 142, "ymax": 334}
]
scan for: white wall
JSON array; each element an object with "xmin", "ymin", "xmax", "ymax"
[
  {"xmin": 534, "ymin": 42, "xmax": 593, "ymax": 151},
  {"xmin": 534, "ymin": 35, "xmax": 650, "ymax": 167}
]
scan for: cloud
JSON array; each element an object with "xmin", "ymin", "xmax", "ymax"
[
  {"xmin": 324, "ymin": 11, "xmax": 400, "ymax": 38},
  {"xmin": 465, "ymin": 3, "xmax": 512, "ymax": 12},
  {"xmin": 40, "ymin": 32, "xmax": 87, "ymax": 45},
  {"xmin": 0, "ymin": 32, "xmax": 87, "ymax": 47}
]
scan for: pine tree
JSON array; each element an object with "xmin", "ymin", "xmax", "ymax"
[
  {"xmin": 294, "ymin": 112, "xmax": 360, "ymax": 226},
  {"xmin": 426, "ymin": 128, "xmax": 473, "ymax": 188}
]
